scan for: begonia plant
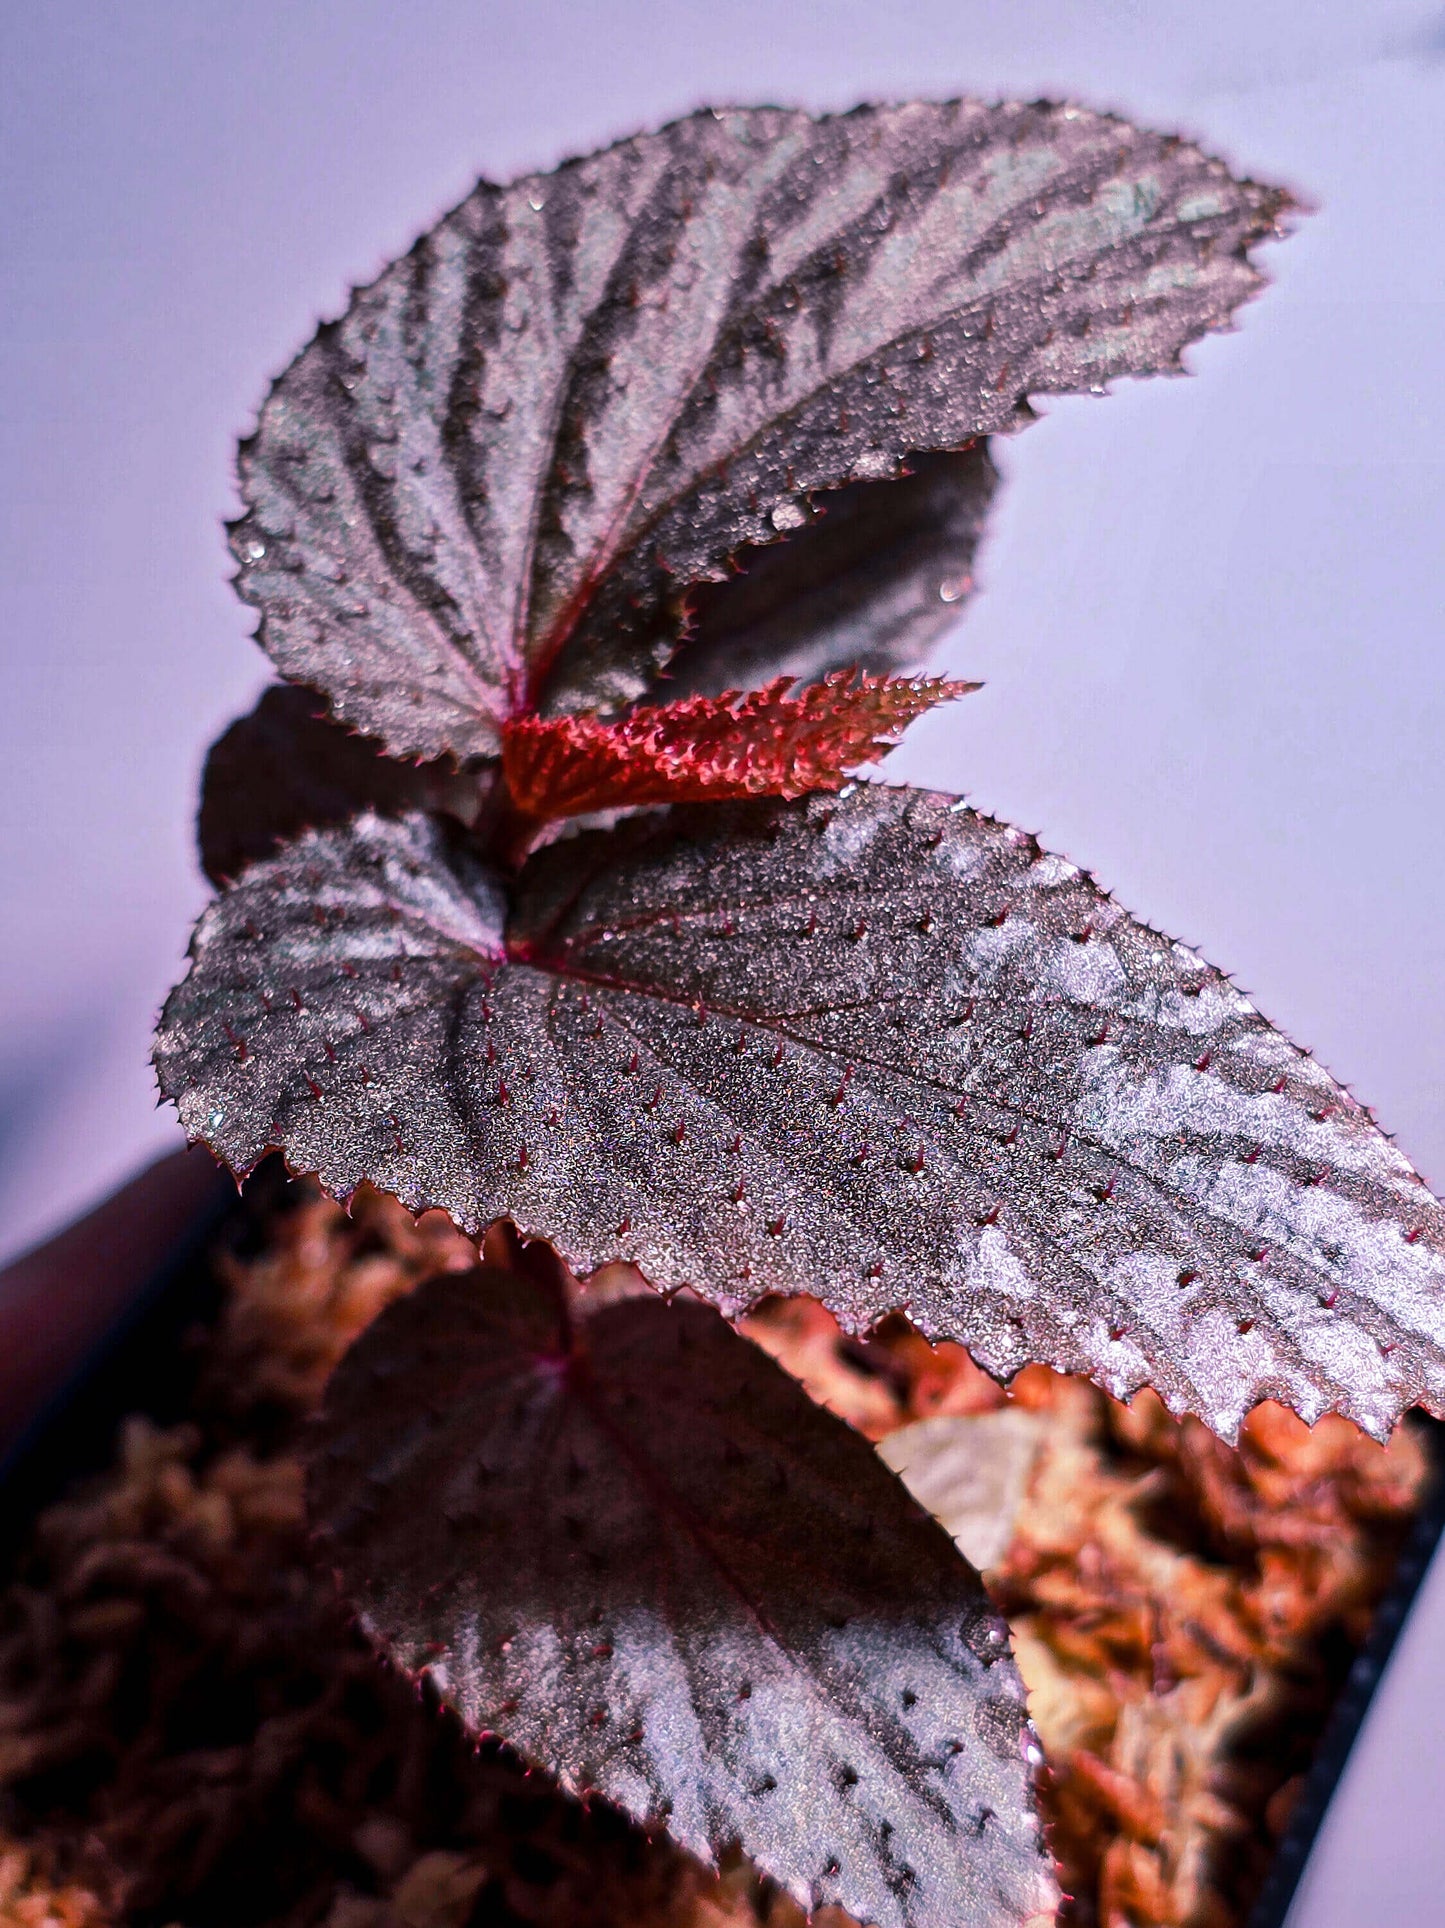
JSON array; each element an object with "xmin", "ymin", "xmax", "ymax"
[{"xmin": 153, "ymin": 100, "xmax": 1445, "ymax": 1928}]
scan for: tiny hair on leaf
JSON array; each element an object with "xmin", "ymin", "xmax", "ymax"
[{"xmin": 500, "ymin": 671, "xmax": 977, "ymax": 819}]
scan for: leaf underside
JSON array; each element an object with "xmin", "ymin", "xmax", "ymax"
[
  {"xmin": 307, "ymin": 1244, "xmax": 1057, "ymax": 1928},
  {"xmin": 229, "ymin": 100, "xmax": 1290, "ymax": 760},
  {"xmin": 197, "ymin": 683, "xmax": 492, "ymax": 886},
  {"xmin": 661, "ymin": 443, "xmax": 1000, "ymax": 699},
  {"xmin": 155, "ymin": 786, "xmax": 1445, "ymax": 1442},
  {"xmin": 500, "ymin": 672, "xmax": 976, "ymax": 818}
]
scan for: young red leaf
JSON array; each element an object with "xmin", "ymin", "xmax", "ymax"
[
  {"xmin": 306, "ymin": 1244, "xmax": 1058, "ymax": 1928},
  {"xmin": 198, "ymin": 683, "xmax": 494, "ymax": 885},
  {"xmin": 154, "ymin": 790, "xmax": 1445, "ymax": 1443},
  {"xmin": 500, "ymin": 672, "xmax": 976, "ymax": 818},
  {"xmin": 230, "ymin": 102, "xmax": 1290, "ymax": 759}
]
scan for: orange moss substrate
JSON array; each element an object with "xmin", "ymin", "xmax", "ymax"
[{"xmin": 0, "ymin": 1184, "xmax": 1429, "ymax": 1928}]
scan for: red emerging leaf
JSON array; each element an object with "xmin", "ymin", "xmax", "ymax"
[{"xmin": 501, "ymin": 671, "xmax": 977, "ymax": 819}]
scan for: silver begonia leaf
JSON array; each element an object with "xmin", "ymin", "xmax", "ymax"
[
  {"xmin": 154, "ymin": 786, "xmax": 1445, "ymax": 1442},
  {"xmin": 308, "ymin": 1246, "xmax": 1057, "ymax": 1928},
  {"xmin": 230, "ymin": 101, "xmax": 1289, "ymax": 759}
]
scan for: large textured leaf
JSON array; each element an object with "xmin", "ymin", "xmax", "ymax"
[
  {"xmin": 307, "ymin": 1241, "xmax": 1057, "ymax": 1928},
  {"xmin": 662, "ymin": 444, "xmax": 1000, "ymax": 699},
  {"xmin": 155, "ymin": 789, "xmax": 1445, "ymax": 1441},
  {"xmin": 230, "ymin": 101, "xmax": 1290, "ymax": 759},
  {"xmin": 501, "ymin": 672, "xmax": 976, "ymax": 818},
  {"xmin": 198, "ymin": 683, "xmax": 492, "ymax": 886}
]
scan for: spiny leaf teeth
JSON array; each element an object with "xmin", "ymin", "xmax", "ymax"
[
  {"xmin": 198, "ymin": 683, "xmax": 494, "ymax": 886},
  {"xmin": 155, "ymin": 787, "xmax": 1445, "ymax": 1445},
  {"xmin": 230, "ymin": 100, "xmax": 1291, "ymax": 761},
  {"xmin": 500, "ymin": 671, "xmax": 977, "ymax": 819},
  {"xmin": 306, "ymin": 1246, "xmax": 1058, "ymax": 1928}
]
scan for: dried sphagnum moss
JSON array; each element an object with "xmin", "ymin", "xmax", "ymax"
[
  {"xmin": 747, "ymin": 1302, "xmax": 1430, "ymax": 1926},
  {"xmin": 0, "ymin": 1182, "xmax": 1430, "ymax": 1928},
  {"xmin": 0, "ymin": 1842, "xmax": 107, "ymax": 1928}
]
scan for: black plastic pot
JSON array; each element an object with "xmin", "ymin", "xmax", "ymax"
[
  {"xmin": 2, "ymin": 1161, "xmax": 1441, "ymax": 1928},
  {"xmin": 1245, "ymin": 1416, "xmax": 1445, "ymax": 1928}
]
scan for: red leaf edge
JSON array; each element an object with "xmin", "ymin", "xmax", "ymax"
[{"xmin": 501, "ymin": 671, "xmax": 979, "ymax": 819}]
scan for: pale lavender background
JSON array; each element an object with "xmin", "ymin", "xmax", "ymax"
[{"xmin": 2, "ymin": 4, "xmax": 1443, "ymax": 1919}]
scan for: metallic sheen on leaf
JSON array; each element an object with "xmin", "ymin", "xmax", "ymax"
[
  {"xmin": 154, "ymin": 786, "xmax": 1445, "ymax": 1442},
  {"xmin": 307, "ymin": 1242, "xmax": 1056, "ymax": 1928},
  {"xmin": 229, "ymin": 101, "xmax": 1290, "ymax": 759}
]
